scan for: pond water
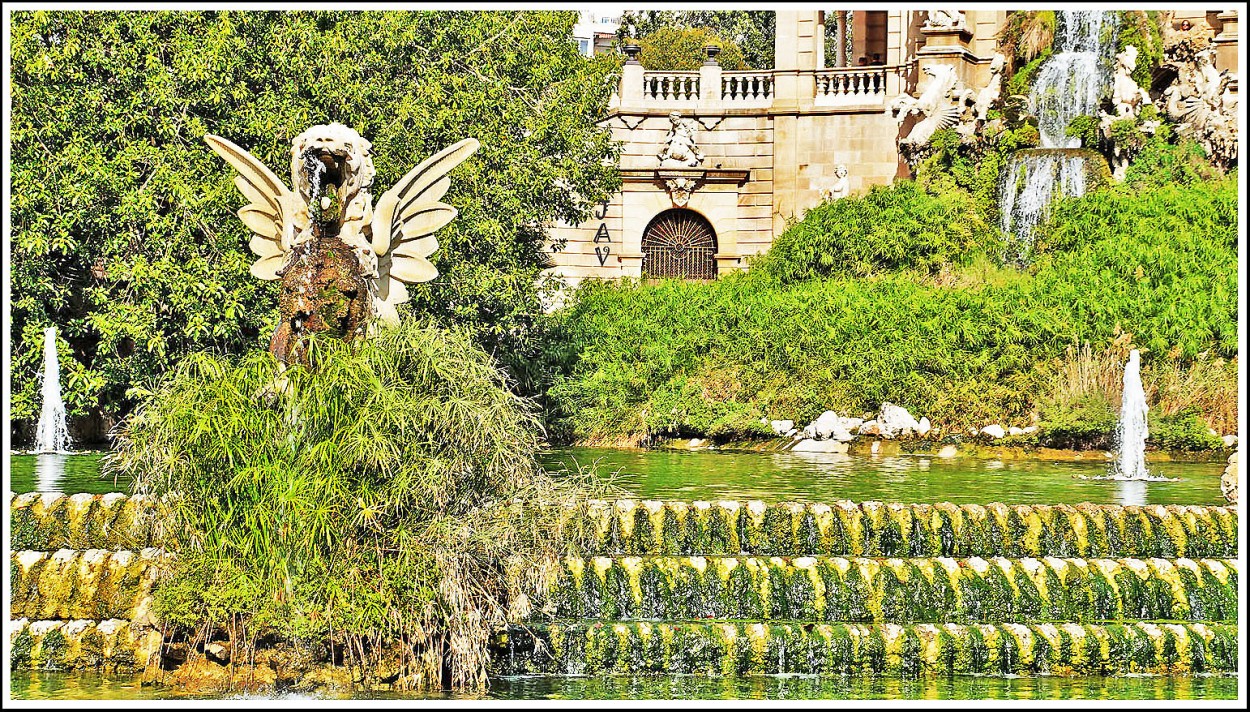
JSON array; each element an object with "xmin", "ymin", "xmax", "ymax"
[
  {"xmin": 9, "ymin": 447, "xmax": 1228, "ymax": 506},
  {"xmin": 541, "ymin": 447, "xmax": 1227, "ymax": 507},
  {"xmin": 7, "ymin": 670, "xmax": 1240, "ymax": 701}
]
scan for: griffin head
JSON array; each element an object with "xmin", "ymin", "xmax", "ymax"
[{"xmin": 289, "ymin": 123, "xmax": 377, "ymax": 223}]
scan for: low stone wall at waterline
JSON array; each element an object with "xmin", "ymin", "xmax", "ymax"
[{"xmin": 7, "ymin": 493, "xmax": 1242, "ymax": 680}]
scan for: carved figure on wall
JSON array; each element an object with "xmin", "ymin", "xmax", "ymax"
[
  {"xmin": 972, "ymin": 53, "xmax": 1006, "ymax": 122},
  {"xmin": 1109, "ymin": 46, "xmax": 1152, "ymax": 118},
  {"xmin": 821, "ymin": 165, "xmax": 850, "ymax": 201},
  {"xmin": 206, "ymin": 123, "xmax": 479, "ymax": 364},
  {"xmin": 1157, "ymin": 27, "xmax": 1238, "ymax": 168},
  {"xmin": 657, "ymin": 111, "xmax": 705, "ymax": 168},
  {"xmin": 888, "ymin": 64, "xmax": 970, "ymax": 147},
  {"xmin": 924, "ymin": 9, "xmax": 967, "ymax": 30},
  {"xmin": 1097, "ymin": 45, "xmax": 1156, "ymax": 181}
]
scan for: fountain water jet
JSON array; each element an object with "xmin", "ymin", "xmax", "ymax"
[
  {"xmin": 1113, "ymin": 349, "xmax": 1149, "ymax": 479},
  {"xmin": 34, "ymin": 325, "xmax": 72, "ymax": 454}
]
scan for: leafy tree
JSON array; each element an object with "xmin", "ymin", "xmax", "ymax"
[
  {"xmin": 637, "ymin": 26, "xmax": 748, "ymax": 71},
  {"xmin": 9, "ymin": 10, "xmax": 621, "ymax": 432},
  {"xmin": 619, "ymin": 10, "xmax": 774, "ymax": 69}
]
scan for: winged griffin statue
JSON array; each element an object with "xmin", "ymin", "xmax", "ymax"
[{"xmin": 205, "ymin": 123, "xmax": 479, "ymax": 365}]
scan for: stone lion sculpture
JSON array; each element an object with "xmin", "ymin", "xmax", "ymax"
[{"xmin": 205, "ymin": 123, "xmax": 479, "ymax": 364}]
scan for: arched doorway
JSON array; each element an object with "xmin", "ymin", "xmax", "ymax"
[{"xmin": 641, "ymin": 209, "xmax": 718, "ymax": 280}]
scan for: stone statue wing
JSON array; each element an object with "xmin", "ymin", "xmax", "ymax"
[
  {"xmin": 204, "ymin": 134, "xmax": 303, "ymax": 280},
  {"xmin": 369, "ymin": 138, "xmax": 480, "ymax": 312}
]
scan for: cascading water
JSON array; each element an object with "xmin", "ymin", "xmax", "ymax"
[
  {"xmin": 1112, "ymin": 349, "xmax": 1149, "ymax": 480},
  {"xmin": 998, "ymin": 11, "xmax": 1119, "ymax": 255},
  {"xmin": 34, "ymin": 325, "xmax": 72, "ymax": 454},
  {"xmin": 1032, "ymin": 11, "xmax": 1118, "ymax": 149}
]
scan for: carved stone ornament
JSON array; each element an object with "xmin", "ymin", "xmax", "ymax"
[
  {"xmin": 205, "ymin": 123, "xmax": 479, "ymax": 364},
  {"xmin": 657, "ymin": 111, "xmax": 705, "ymax": 168},
  {"xmin": 923, "ymin": 8, "xmax": 967, "ymax": 30},
  {"xmin": 1098, "ymin": 45, "xmax": 1157, "ymax": 180},
  {"xmin": 664, "ymin": 176, "xmax": 700, "ymax": 207},
  {"xmin": 821, "ymin": 164, "xmax": 850, "ymax": 201},
  {"xmin": 887, "ymin": 54, "xmax": 1004, "ymax": 166},
  {"xmin": 1157, "ymin": 31, "xmax": 1238, "ymax": 169}
]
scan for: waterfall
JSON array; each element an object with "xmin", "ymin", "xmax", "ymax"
[
  {"xmin": 998, "ymin": 150, "xmax": 1088, "ymax": 257},
  {"xmin": 998, "ymin": 11, "xmax": 1119, "ymax": 254},
  {"xmin": 34, "ymin": 325, "xmax": 72, "ymax": 454},
  {"xmin": 1112, "ymin": 349, "xmax": 1149, "ymax": 480},
  {"xmin": 1033, "ymin": 11, "xmax": 1118, "ymax": 149}
]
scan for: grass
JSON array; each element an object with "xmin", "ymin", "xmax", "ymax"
[{"xmin": 106, "ymin": 318, "xmax": 609, "ymax": 692}]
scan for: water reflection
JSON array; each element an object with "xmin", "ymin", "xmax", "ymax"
[
  {"xmin": 1117, "ymin": 478, "xmax": 1149, "ymax": 506},
  {"xmin": 35, "ymin": 453, "xmax": 69, "ymax": 492},
  {"xmin": 541, "ymin": 447, "xmax": 1225, "ymax": 507}
]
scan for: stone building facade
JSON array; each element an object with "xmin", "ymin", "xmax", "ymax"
[{"xmin": 545, "ymin": 9, "xmax": 1239, "ymax": 291}]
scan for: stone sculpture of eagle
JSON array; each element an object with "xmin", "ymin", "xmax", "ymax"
[{"xmin": 205, "ymin": 123, "xmax": 479, "ymax": 364}]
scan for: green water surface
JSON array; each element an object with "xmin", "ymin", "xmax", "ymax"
[
  {"xmin": 8, "ymin": 670, "xmax": 1239, "ymax": 701},
  {"xmin": 541, "ymin": 447, "xmax": 1228, "ymax": 506},
  {"xmin": 9, "ymin": 448, "xmax": 1228, "ymax": 506}
]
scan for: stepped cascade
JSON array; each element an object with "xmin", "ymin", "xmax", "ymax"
[
  {"xmin": 999, "ymin": 11, "xmax": 1119, "ymax": 250},
  {"xmin": 8, "ymin": 493, "xmax": 1240, "ymax": 679}
]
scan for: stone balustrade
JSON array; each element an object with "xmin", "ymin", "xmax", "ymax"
[
  {"xmin": 814, "ymin": 67, "xmax": 891, "ymax": 106},
  {"xmin": 618, "ymin": 62, "xmax": 904, "ymax": 113}
]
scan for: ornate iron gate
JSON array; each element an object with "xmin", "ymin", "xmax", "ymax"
[{"xmin": 641, "ymin": 209, "xmax": 718, "ymax": 280}]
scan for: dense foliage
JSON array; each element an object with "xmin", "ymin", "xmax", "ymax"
[
  {"xmin": 636, "ymin": 26, "xmax": 747, "ymax": 71},
  {"xmin": 10, "ymin": 10, "xmax": 620, "ymax": 429},
  {"xmin": 750, "ymin": 181, "xmax": 1001, "ymax": 284},
  {"xmin": 108, "ymin": 320, "xmax": 601, "ymax": 691},
  {"xmin": 545, "ymin": 173, "xmax": 1238, "ymax": 446},
  {"xmin": 618, "ymin": 10, "xmax": 774, "ymax": 69}
]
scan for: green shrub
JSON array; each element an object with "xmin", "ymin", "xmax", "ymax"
[
  {"xmin": 1038, "ymin": 395, "xmax": 1119, "ymax": 450},
  {"xmin": 1065, "ymin": 115, "xmax": 1101, "ymax": 149},
  {"xmin": 750, "ymin": 181, "xmax": 1001, "ymax": 284},
  {"xmin": 108, "ymin": 319, "xmax": 602, "ymax": 691},
  {"xmin": 1148, "ymin": 407, "xmax": 1225, "ymax": 451}
]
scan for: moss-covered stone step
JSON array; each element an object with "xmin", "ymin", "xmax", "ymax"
[
  {"xmin": 567, "ymin": 500, "xmax": 1238, "ymax": 558},
  {"xmin": 10, "ymin": 494, "xmax": 1239, "ymax": 559},
  {"xmin": 10, "ymin": 549, "xmax": 168, "ymax": 621},
  {"xmin": 8, "ymin": 618, "xmax": 162, "ymax": 673},
  {"xmin": 492, "ymin": 621, "xmax": 1239, "ymax": 677},
  {"xmin": 540, "ymin": 556, "xmax": 1238, "ymax": 624},
  {"xmin": 10, "ymin": 492, "xmax": 165, "ymax": 551}
]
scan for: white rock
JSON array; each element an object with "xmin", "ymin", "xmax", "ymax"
[
  {"xmin": 785, "ymin": 428, "xmax": 799, "ymax": 437},
  {"xmin": 878, "ymin": 402, "xmax": 921, "ymax": 438},
  {"xmin": 688, "ymin": 438, "xmax": 704, "ymax": 448},
  {"xmin": 1221, "ymin": 435, "xmax": 1237, "ymax": 447},
  {"xmin": 1008, "ymin": 426, "xmax": 1026, "ymax": 436},
  {"xmin": 981, "ymin": 424, "xmax": 1006, "ymax": 439},
  {"xmin": 811, "ymin": 411, "xmax": 841, "ymax": 439},
  {"xmin": 1023, "ymin": 425, "xmax": 1040, "ymax": 434},
  {"xmin": 937, "ymin": 445, "xmax": 958, "ymax": 458},
  {"xmin": 917, "ymin": 417, "xmax": 932, "ymax": 436},
  {"xmin": 770, "ymin": 419, "xmax": 795, "ymax": 436},
  {"xmin": 858, "ymin": 420, "xmax": 881, "ymax": 436},
  {"xmin": 791, "ymin": 438, "xmax": 849, "ymax": 453}
]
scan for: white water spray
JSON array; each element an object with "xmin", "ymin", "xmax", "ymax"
[
  {"xmin": 997, "ymin": 11, "xmax": 1119, "ymax": 254},
  {"xmin": 1113, "ymin": 349, "xmax": 1149, "ymax": 479},
  {"xmin": 34, "ymin": 326, "xmax": 72, "ymax": 454}
]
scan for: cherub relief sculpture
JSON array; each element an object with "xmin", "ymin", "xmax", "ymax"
[
  {"xmin": 657, "ymin": 112, "xmax": 705, "ymax": 167},
  {"xmin": 205, "ymin": 123, "xmax": 479, "ymax": 364},
  {"xmin": 821, "ymin": 165, "xmax": 850, "ymax": 201}
]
